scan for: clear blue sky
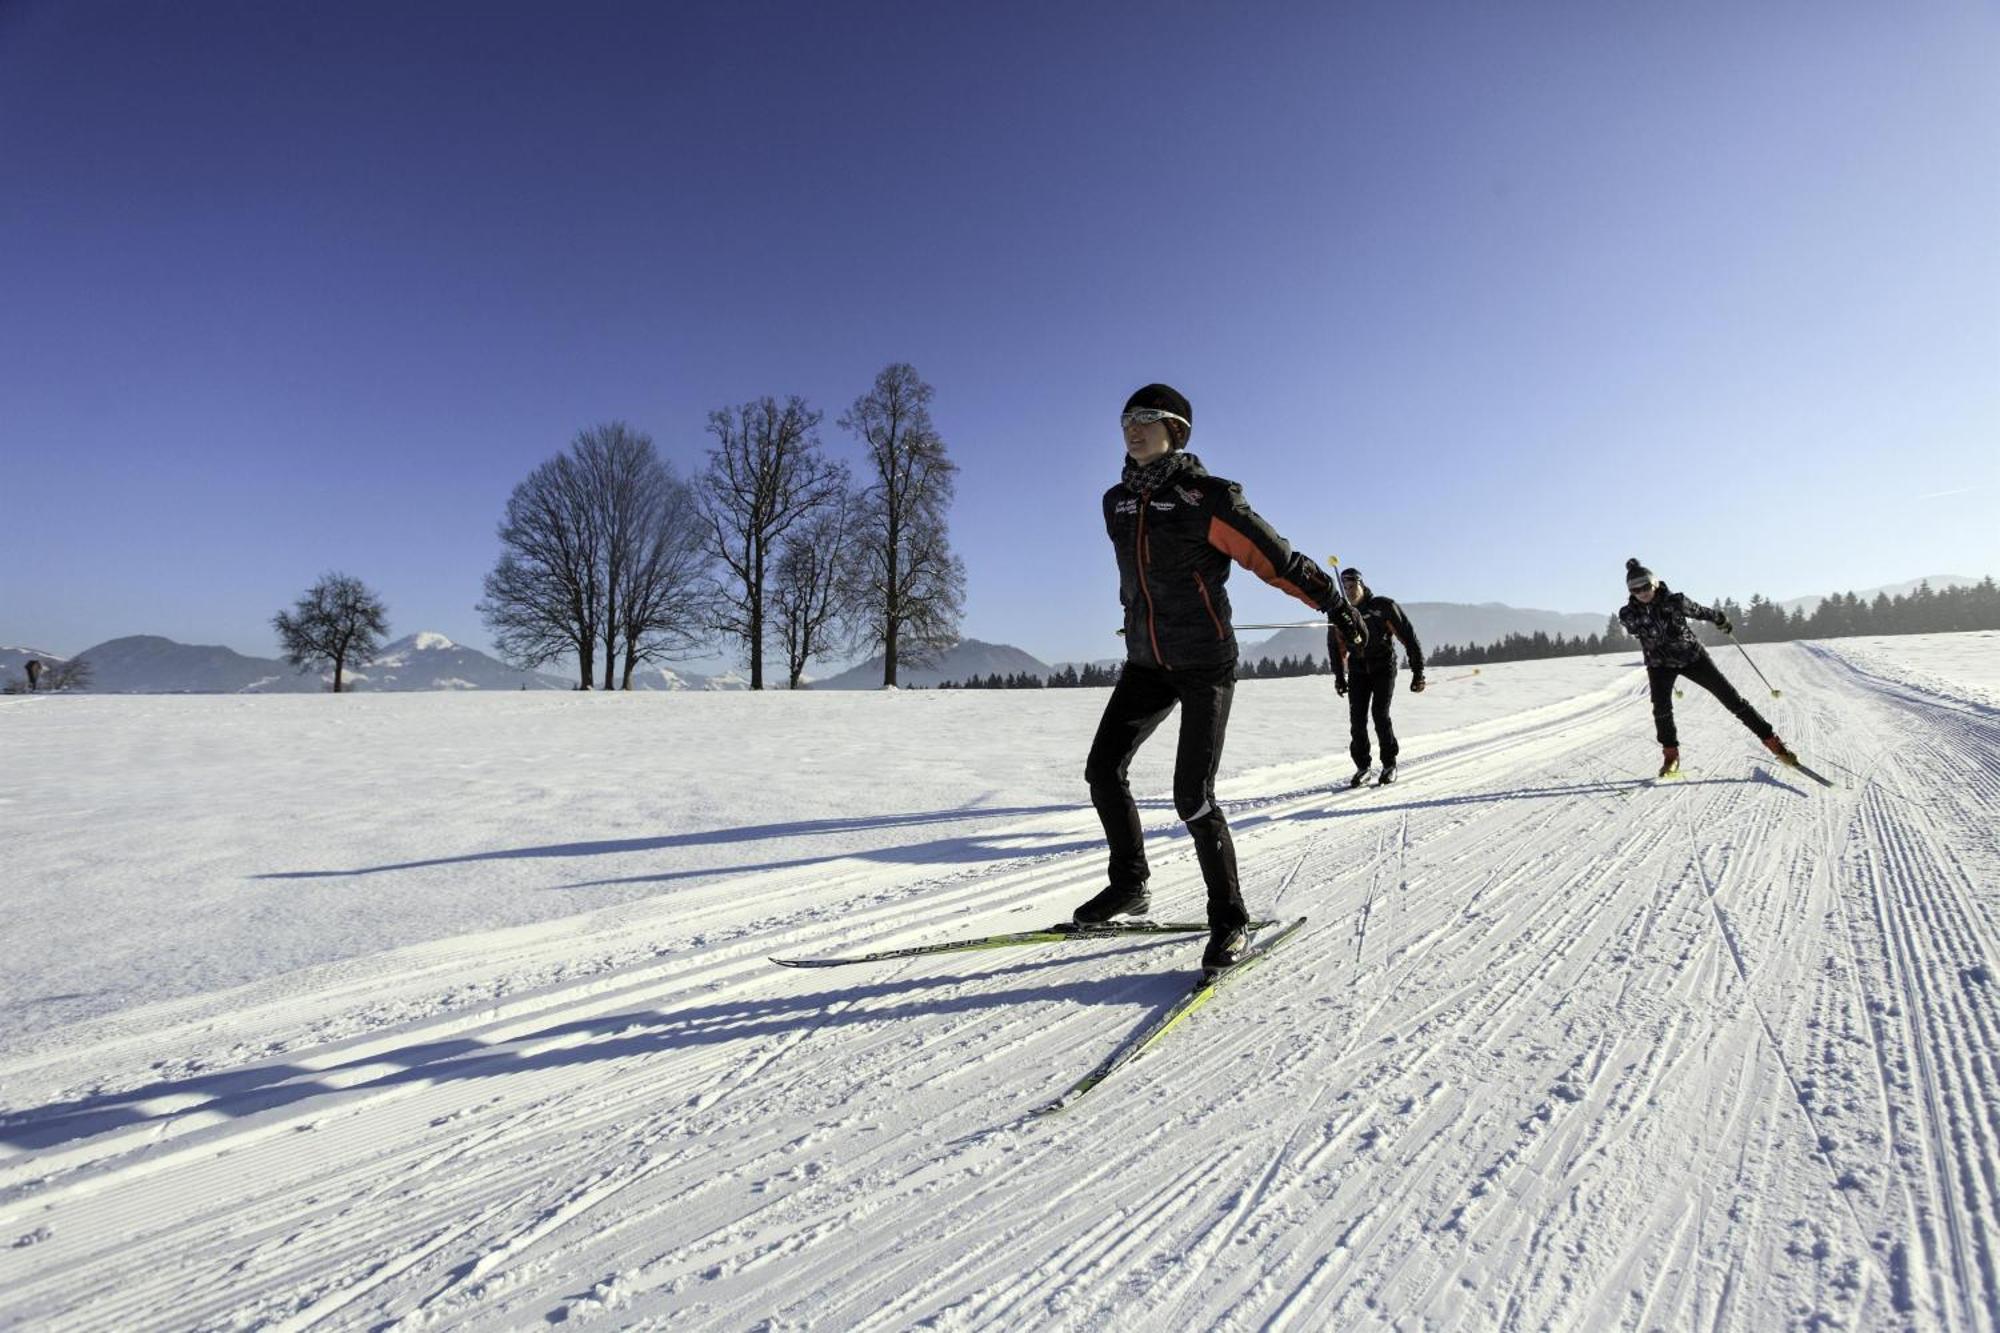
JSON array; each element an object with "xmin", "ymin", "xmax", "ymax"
[{"xmin": 4, "ymin": 1, "xmax": 1995, "ymax": 668}]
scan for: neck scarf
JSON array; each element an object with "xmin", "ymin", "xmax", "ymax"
[{"xmin": 1122, "ymin": 449, "xmax": 1199, "ymax": 495}]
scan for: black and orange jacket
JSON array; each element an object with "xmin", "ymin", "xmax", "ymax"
[
  {"xmin": 1104, "ymin": 454, "xmax": 1336, "ymax": 670},
  {"xmin": 1331, "ymin": 593, "xmax": 1424, "ymax": 681}
]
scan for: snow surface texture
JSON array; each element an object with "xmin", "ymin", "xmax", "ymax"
[{"xmin": 1, "ymin": 634, "xmax": 1995, "ymax": 1329}]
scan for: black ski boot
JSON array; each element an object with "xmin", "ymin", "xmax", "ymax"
[
  {"xmin": 1348, "ymin": 768, "xmax": 1369, "ymax": 789},
  {"xmin": 1202, "ymin": 923, "xmax": 1248, "ymax": 973},
  {"xmin": 1377, "ymin": 764, "xmax": 1397, "ymax": 785},
  {"xmin": 1073, "ymin": 882, "xmax": 1150, "ymax": 925}
]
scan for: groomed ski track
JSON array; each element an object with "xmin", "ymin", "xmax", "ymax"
[{"xmin": 2, "ymin": 641, "xmax": 1996, "ymax": 1330}]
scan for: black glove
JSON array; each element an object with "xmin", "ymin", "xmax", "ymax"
[
  {"xmin": 1327, "ymin": 598, "xmax": 1368, "ymax": 653},
  {"xmin": 1715, "ymin": 613, "xmax": 1734, "ymax": 635},
  {"xmin": 1334, "ymin": 676, "xmax": 1348, "ymax": 696},
  {"xmin": 1409, "ymin": 674, "xmax": 1426, "ymax": 693}
]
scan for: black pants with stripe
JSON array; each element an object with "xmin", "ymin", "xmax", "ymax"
[
  {"xmin": 1083, "ymin": 661, "xmax": 1247, "ymax": 931},
  {"xmin": 1647, "ymin": 653, "xmax": 1773, "ymax": 747}
]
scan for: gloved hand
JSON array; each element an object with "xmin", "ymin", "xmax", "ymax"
[
  {"xmin": 1327, "ymin": 597, "xmax": 1368, "ymax": 653},
  {"xmin": 1715, "ymin": 613, "xmax": 1734, "ymax": 635},
  {"xmin": 1334, "ymin": 676, "xmax": 1348, "ymax": 697},
  {"xmin": 1409, "ymin": 675, "xmax": 1426, "ymax": 693}
]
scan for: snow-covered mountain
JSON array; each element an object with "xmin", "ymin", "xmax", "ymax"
[
  {"xmin": 620, "ymin": 663, "xmax": 753, "ymax": 691},
  {"xmin": 814, "ymin": 638, "xmax": 1054, "ymax": 689},
  {"xmin": 73, "ymin": 636, "xmax": 323, "ymax": 693},
  {"xmin": 1, "ymin": 645, "xmax": 66, "ymax": 687},
  {"xmin": 62, "ymin": 633, "xmax": 566, "ymax": 693},
  {"xmin": 351, "ymin": 633, "xmax": 567, "ymax": 692}
]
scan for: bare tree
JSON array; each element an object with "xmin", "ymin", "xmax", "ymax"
[
  {"xmin": 842, "ymin": 363, "xmax": 965, "ymax": 687},
  {"xmin": 481, "ymin": 424, "xmax": 712, "ymax": 689},
  {"xmin": 615, "ymin": 456, "xmax": 712, "ymax": 688},
  {"xmin": 24, "ymin": 659, "xmax": 43, "ymax": 691},
  {"xmin": 274, "ymin": 573, "xmax": 389, "ymax": 693},
  {"xmin": 698, "ymin": 396, "xmax": 848, "ymax": 690},
  {"xmin": 481, "ymin": 448, "xmax": 603, "ymax": 688},
  {"xmin": 771, "ymin": 490, "xmax": 866, "ymax": 688}
]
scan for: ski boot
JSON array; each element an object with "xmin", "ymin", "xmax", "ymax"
[
  {"xmin": 1657, "ymin": 746, "xmax": 1682, "ymax": 780},
  {"xmin": 1348, "ymin": 768, "xmax": 1370, "ymax": 789},
  {"xmin": 1763, "ymin": 735, "xmax": 1799, "ymax": 767},
  {"xmin": 1377, "ymin": 764, "xmax": 1398, "ymax": 786},
  {"xmin": 1073, "ymin": 882, "xmax": 1150, "ymax": 925},
  {"xmin": 1202, "ymin": 923, "xmax": 1248, "ymax": 973}
]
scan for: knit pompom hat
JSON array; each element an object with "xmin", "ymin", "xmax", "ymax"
[{"xmin": 1626, "ymin": 557, "xmax": 1656, "ymax": 591}]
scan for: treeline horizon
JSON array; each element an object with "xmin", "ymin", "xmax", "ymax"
[{"xmin": 932, "ymin": 577, "xmax": 1998, "ymax": 687}]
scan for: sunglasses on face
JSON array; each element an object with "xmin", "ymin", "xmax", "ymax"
[{"xmin": 1121, "ymin": 408, "xmax": 1190, "ymax": 429}]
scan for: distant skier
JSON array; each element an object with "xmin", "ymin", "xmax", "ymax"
[
  {"xmin": 1075, "ymin": 383, "xmax": 1365, "ymax": 971},
  {"xmin": 1329, "ymin": 568, "xmax": 1425, "ymax": 786},
  {"xmin": 1618, "ymin": 557, "xmax": 1794, "ymax": 777}
]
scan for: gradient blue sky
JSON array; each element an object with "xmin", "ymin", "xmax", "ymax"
[{"xmin": 4, "ymin": 1, "xmax": 1996, "ymax": 670}]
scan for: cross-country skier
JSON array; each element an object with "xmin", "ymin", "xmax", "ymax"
[
  {"xmin": 1329, "ymin": 568, "xmax": 1425, "ymax": 786},
  {"xmin": 1074, "ymin": 383, "xmax": 1366, "ymax": 970},
  {"xmin": 1618, "ymin": 557, "xmax": 1795, "ymax": 777}
]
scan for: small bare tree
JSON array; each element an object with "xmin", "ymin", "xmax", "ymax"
[
  {"xmin": 771, "ymin": 491, "xmax": 866, "ymax": 688},
  {"xmin": 274, "ymin": 573, "xmax": 388, "ymax": 693},
  {"xmin": 842, "ymin": 363, "xmax": 965, "ymax": 686},
  {"xmin": 698, "ymin": 396, "xmax": 848, "ymax": 690}
]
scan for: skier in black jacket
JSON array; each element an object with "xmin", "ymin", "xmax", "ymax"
[
  {"xmin": 1618, "ymin": 557, "xmax": 1794, "ymax": 777},
  {"xmin": 1074, "ymin": 383, "xmax": 1365, "ymax": 970},
  {"xmin": 1329, "ymin": 569, "xmax": 1424, "ymax": 786}
]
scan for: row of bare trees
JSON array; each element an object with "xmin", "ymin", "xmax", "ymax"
[{"xmin": 478, "ymin": 363, "xmax": 964, "ymax": 690}]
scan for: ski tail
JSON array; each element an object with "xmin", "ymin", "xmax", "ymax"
[{"xmin": 1030, "ymin": 916, "xmax": 1308, "ymax": 1116}]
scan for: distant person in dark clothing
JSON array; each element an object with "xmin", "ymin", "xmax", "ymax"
[
  {"xmin": 1329, "ymin": 569, "xmax": 1425, "ymax": 786},
  {"xmin": 1074, "ymin": 382, "xmax": 1365, "ymax": 971},
  {"xmin": 1618, "ymin": 557, "xmax": 1793, "ymax": 778}
]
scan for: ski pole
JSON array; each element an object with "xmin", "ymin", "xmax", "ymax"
[
  {"xmin": 1117, "ymin": 621, "xmax": 1334, "ymax": 636},
  {"xmin": 1430, "ymin": 668, "xmax": 1481, "ymax": 686},
  {"xmin": 1727, "ymin": 630, "xmax": 1781, "ymax": 698}
]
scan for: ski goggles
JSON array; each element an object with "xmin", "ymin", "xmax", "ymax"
[
  {"xmin": 1121, "ymin": 408, "xmax": 1191, "ymax": 429},
  {"xmin": 1627, "ymin": 575, "xmax": 1656, "ymax": 592}
]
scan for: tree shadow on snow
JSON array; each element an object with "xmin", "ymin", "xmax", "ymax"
[
  {"xmin": 0, "ymin": 941, "xmax": 1191, "ymax": 1154},
  {"xmin": 252, "ymin": 801, "xmax": 1123, "ymax": 880}
]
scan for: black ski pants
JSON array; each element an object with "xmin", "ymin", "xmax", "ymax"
[
  {"xmin": 1347, "ymin": 662, "xmax": 1399, "ymax": 771},
  {"xmin": 1083, "ymin": 661, "xmax": 1247, "ymax": 932},
  {"xmin": 1647, "ymin": 653, "xmax": 1773, "ymax": 747}
]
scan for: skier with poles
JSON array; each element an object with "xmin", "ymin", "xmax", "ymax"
[
  {"xmin": 1073, "ymin": 383, "xmax": 1366, "ymax": 970},
  {"xmin": 1618, "ymin": 557, "xmax": 1795, "ymax": 778},
  {"xmin": 1329, "ymin": 568, "xmax": 1425, "ymax": 786}
]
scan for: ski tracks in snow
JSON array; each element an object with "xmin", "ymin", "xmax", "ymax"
[{"xmin": 2, "ymin": 645, "xmax": 1997, "ymax": 1329}]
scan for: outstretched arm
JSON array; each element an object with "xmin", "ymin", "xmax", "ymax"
[{"xmin": 1204, "ymin": 483, "xmax": 1335, "ymax": 610}]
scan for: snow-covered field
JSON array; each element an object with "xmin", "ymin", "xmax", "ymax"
[{"xmin": 2, "ymin": 634, "xmax": 1995, "ymax": 1329}]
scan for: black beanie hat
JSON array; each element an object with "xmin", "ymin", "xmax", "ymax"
[
  {"xmin": 1625, "ymin": 557, "xmax": 1655, "ymax": 590},
  {"xmin": 1124, "ymin": 383, "xmax": 1193, "ymax": 450}
]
